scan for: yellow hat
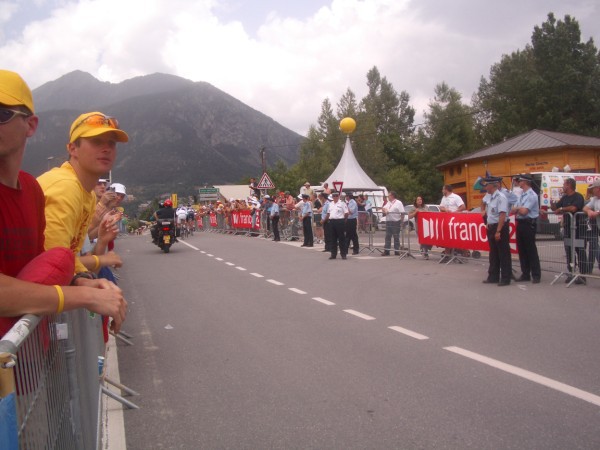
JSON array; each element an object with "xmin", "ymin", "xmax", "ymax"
[
  {"xmin": 69, "ymin": 111, "xmax": 129, "ymax": 143},
  {"xmin": 0, "ymin": 70, "xmax": 35, "ymax": 113}
]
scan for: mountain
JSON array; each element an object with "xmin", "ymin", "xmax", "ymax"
[{"xmin": 23, "ymin": 71, "xmax": 303, "ymax": 199}]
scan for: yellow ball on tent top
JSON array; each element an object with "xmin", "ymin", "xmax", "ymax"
[{"xmin": 339, "ymin": 117, "xmax": 356, "ymax": 135}]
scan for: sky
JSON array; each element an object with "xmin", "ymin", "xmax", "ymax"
[{"xmin": 1, "ymin": 0, "xmax": 599, "ymax": 135}]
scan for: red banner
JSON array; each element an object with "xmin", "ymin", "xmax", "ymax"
[
  {"xmin": 416, "ymin": 212, "xmax": 518, "ymax": 254},
  {"xmin": 209, "ymin": 213, "xmax": 217, "ymax": 227},
  {"xmin": 230, "ymin": 210, "xmax": 261, "ymax": 229}
]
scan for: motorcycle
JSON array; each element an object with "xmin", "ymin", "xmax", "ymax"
[{"xmin": 154, "ymin": 219, "xmax": 176, "ymax": 253}]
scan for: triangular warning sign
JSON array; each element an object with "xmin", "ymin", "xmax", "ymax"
[{"xmin": 257, "ymin": 172, "xmax": 275, "ymax": 189}]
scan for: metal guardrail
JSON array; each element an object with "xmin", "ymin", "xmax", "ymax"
[
  {"xmin": 0, "ymin": 308, "xmax": 138, "ymax": 449},
  {"xmin": 196, "ymin": 207, "xmax": 600, "ymax": 287}
]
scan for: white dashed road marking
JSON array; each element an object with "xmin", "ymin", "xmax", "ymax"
[
  {"xmin": 312, "ymin": 297, "xmax": 335, "ymax": 306},
  {"xmin": 215, "ymin": 257, "xmax": 223, "ymax": 261},
  {"xmin": 343, "ymin": 310, "xmax": 375, "ymax": 321},
  {"xmin": 388, "ymin": 326, "xmax": 429, "ymax": 340},
  {"xmin": 250, "ymin": 273, "xmax": 264, "ymax": 278},
  {"xmin": 200, "ymin": 251, "xmax": 206, "ymax": 254},
  {"xmin": 225, "ymin": 262, "xmax": 235, "ymax": 266},
  {"xmin": 207, "ymin": 253, "xmax": 214, "ymax": 257},
  {"xmin": 288, "ymin": 288, "xmax": 306, "ymax": 295},
  {"xmin": 444, "ymin": 346, "xmax": 600, "ymax": 407},
  {"xmin": 236, "ymin": 266, "xmax": 247, "ymax": 271},
  {"xmin": 180, "ymin": 241, "xmax": 199, "ymax": 251},
  {"xmin": 267, "ymin": 279, "xmax": 285, "ymax": 286}
]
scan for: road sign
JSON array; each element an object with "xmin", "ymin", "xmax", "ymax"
[
  {"xmin": 257, "ymin": 172, "xmax": 275, "ymax": 189},
  {"xmin": 198, "ymin": 187, "xmax": 219, "ymax": 202},
  {"xmin": 198, "ymin": 194, "xmax": 219, "ymax": 202},
  {"xmin": 332, "ymin": 181, "xmax": 343, "ymax": 193}
]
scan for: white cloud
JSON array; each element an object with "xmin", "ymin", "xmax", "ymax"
[
  {"xmin": 1, "ymin": 0, "xmax": 598, "ymax": 134},
  {"xmin": 0, "ymin": 2, "xmax": 19, "ymax": 26}
]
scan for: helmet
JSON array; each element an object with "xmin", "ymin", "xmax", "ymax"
[{"xmin": 164, "ymin": 199, "xmax": 173, "ymax": 207}]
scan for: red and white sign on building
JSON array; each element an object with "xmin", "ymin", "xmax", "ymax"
[{"xmin": 417, "ymin": 212, "xmax": 518, "ymax": 254}]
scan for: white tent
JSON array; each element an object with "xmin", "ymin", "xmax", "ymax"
[{"xmin": 323, "ymin": 136, "xmax": 380, "ymax": 191}]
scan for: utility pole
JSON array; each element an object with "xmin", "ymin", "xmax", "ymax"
[
  {"xmin": 260, "ymin": 147, "xmax": 266, "ymax": 198},
  {"xmin": 260, "ymin": 147, "xmax": 266, "ymax": 174}
]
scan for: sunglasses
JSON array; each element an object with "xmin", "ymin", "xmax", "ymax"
[
  {"xmin": 72, "ymin": 114, "xmax": 120, "ymax": 134},
  {"xmin": 0, "ymin": 107, "xmax": 31, "ymax": 124}
]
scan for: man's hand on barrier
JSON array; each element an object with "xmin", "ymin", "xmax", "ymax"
[{"xmin": 75, "ymin": 278, "xmax": 127, "ymax": 333}]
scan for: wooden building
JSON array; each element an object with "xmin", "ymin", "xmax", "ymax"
[{"xmin": 437, "ymin": 129, "xmax": 600, "ymax": 209}]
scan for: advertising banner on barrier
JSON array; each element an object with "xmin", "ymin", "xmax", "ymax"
[
  {"xmin": 416, "ymin": 212, "xmax": 518, "ymax": 253},
  {"xmin": 209, "ymin": 213, "xmax": 217, "ymax": 227},
  {"xmin": 230, "ymin": 211, "xmax": 261, "ymax": 229}
]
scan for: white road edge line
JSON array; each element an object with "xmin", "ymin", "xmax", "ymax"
[
  {"xmin": 389, "ymin": 326, "xmax": 429, "ymax": 340},
  {"xmin": 250, "ymin": 273, "xmax": 264, "ymax": 278},
  {"xmin": 444, "ymin": 346, "xmax": 600, "ymax": 407},
  {"xmin": 179, "ymin": 241, "xmax": 199, "ymax": 251},
  {"xmin": 225, "ymin": 262, "xmax": 235, "ymax": 266},
  {"xmin": 312, "ymin": 297, "xmax": 335, "ymax": 306},
  {"xmin": 236, "ymin": 266, "xmax": 247, "ymax": 271},
  {"xmin": 343, "ymin": 309, "xmax": 375, "ymax": 321},
  {"xmin": 289, "ymin": 288, "xmax": 307, "ymax": 294},
  {"xmin": 267, "ymin": 279, "xmax": 284, "ymax": 286}
]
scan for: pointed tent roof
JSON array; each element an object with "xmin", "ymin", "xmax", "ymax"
[{"xmin": 324, "ymin": 137, "xmax": 379, "ymax": 190}]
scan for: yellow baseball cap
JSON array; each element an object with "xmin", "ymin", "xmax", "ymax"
[
  {"xmin": 69, "ymin": 111, "xmax": 129, "ymax": 143},
  {"xmin": 0, "ymin": 70, "xmax": 35, "ymax": 113}
]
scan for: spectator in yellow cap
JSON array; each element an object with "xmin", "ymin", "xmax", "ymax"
[
  {"xmin": 0, "ymin": 70, "xmax": 127, "ymax": 333},
  {"xmin": 38, "ymin": 111, "xmax": 129, "ymax": 274}
]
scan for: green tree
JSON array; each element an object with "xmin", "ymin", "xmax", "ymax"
[
  {"xmin": 360, "ymin": 66, "xmax": 415, "ymax": 165},
  {"xmin": 418, "ymin": 82, "xmax": 477, "ymax": 199},
  {"xmin": 474, "ymin": 13, "xmax": 600, "ymax": 143}
]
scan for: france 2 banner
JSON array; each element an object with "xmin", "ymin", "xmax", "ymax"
[
  {"xmin": 416, "ymin": 212, "xmax": 518, "ymax": 254},
  {"xmin": 230, "ymin": 210, "xmax": 261, "ymax": 229}
]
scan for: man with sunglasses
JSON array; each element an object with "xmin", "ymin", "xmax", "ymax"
[{"xmin": 0, "ymin": 70, "xmax": 127, "ymax": 333}]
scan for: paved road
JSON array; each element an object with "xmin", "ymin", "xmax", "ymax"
[{"xmin": 115, "ymin": 231, "xmax": 600, "ymax": 449}]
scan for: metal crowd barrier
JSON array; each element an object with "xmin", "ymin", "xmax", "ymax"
[
  {"xmin": 550, "ymin": 212, "xmax": 600, "ymax": 287},
  {"xmin": 196, "ymin": 207, "xmax": 600, "ymax": 288},
  {"xmin": 0, "ymin": 309, "xmax": 137, "ymax": 449}
]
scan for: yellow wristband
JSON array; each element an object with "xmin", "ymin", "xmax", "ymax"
[
  {"xmin": 92, "ymin": 255, "xmax": 100, "ymax": 271},
  {"xmin": 53, "ymin": 285, "xmax": 65, "ymax": 314}
]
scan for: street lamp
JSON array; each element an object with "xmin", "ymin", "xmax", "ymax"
[{"xmin": 47, "ymin": 156, "xmax": 54, "ymax": 170}]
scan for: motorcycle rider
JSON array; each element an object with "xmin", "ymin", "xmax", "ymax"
[{"xmin": 152, "ymin": 199, "xmax": 175, "ymax": 243}]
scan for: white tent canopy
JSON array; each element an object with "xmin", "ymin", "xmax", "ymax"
[{"xmin": 323, "ymin": 136, "xmax": 379, "ymax": 191}]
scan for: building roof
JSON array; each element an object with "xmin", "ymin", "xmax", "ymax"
[
  {"xmin": 324, "ymin": 136, "xmax": 379, "ymax": 190},
  {"xmin": 438, "ymin": 129, "xmax": 600, "ymax": 168},
  {"xmin": 214, "ymin": 185, "xmax": 252, "ymax": 201}
]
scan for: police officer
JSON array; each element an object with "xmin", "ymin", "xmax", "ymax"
[
  {"xmin": 481, "ymin": 177, "xmax": 512, "ymax": 286},
  {"xmin": 325, "ymin": 192, "xmax": 349, "ymax": 259},
  {"xmin": 300, "ymin": 194, "xmax": 314, "ymax": 247},
  {"xmin": 345, "ymin": 192, "xmax": 359, "ymax": 255},
  {"xmin": 511, "ymin": 174, "xmax": 541, "ymax": 283},
  {"xmin": 320, "ymin": 194, "xmax": 332, "ymax": 252}
]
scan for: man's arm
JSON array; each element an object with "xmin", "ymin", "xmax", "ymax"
[{"xmin": 0, "ymin": 274, "xmax": 127, "ymax": 332}]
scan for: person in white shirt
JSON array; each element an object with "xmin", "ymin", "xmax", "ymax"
[
  {"xmin": 381, "ymin": 191, "xmax": 405, "ymax": 256},
  {"xmin": 439, "ymin": 184, "xmax": 466, "ymax": 213},
  {"xmin": 439, "ymin": 184, "xmax": 466, "ymax": 260},
  {"xmin": 325, "ymin": 192, "xmax": 349, "ymax": 259}
]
